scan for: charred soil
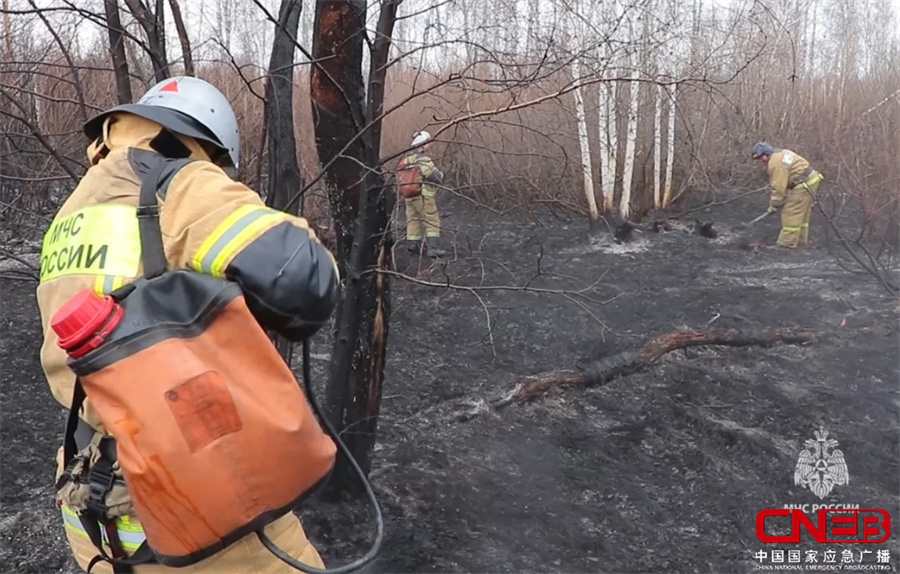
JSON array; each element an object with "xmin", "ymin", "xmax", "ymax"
[{"xmin": 2, "ymin": 189, "xmax": 898, "ymax": 573}]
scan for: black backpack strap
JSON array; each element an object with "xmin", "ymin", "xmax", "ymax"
[
  {"xmin": 60, "ymin": 378, "xmax": 87, "ymax": 471},
  {"xmin": 85, "ymin": 537, "xmax": 155, "ymax": 574},
  {"xmin": 127, "ymin": 146, "xmax": 197, "ymax": 279},
  {"xmin": 136, "ymin": 156, "xmax": 168, "ymax": 279}
]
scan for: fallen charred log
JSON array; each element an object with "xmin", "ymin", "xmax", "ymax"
[{"xmin": 454, "ymin": 327, "xmax": 824, "ymax": 421}]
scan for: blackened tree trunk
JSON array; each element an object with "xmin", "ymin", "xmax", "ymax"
[
  {"xmin": 123, "ymin": 0, "xmax": 169, "ymax": 82},
  {"xmin": 310, "ymin": 0, "xmax": 396, "ymax": 498},
  {"xmin": 166, "ymin": 0, "xmax": 194, "ymax": 76},
  {"xmin": 263, "ymin": 0, "xmax": 304, "ymax": 361},
  {"xmin": 103, "ymin": 0, "xmax": 133, "ymax": 104},
  {"xmin": 365, "ymin": 1, "xmax": 400, "ymax": 152},
  {"xmin": 264, "ymin": 0, "xmax": 302, "ymax": 213}
]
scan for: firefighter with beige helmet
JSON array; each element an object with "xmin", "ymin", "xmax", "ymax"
[
  {"xmin": 397, "ymin": 130, "xmax": 447, "ymax": 257},
  {"xmin": 36, "ymin": 76, "xmax": 340, "ymax": 572},
  {"xmin": 750, "ymin": 141, "xmax": 824, "ymax": 248}
]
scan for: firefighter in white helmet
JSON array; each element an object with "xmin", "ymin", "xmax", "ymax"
[
  {"xmin": 398, "ymin": 130, "xmax": 447, "ymax": 257},
  {"xmin": 37, "ymin": 75, "xmax": 336, "ymax": 573}
]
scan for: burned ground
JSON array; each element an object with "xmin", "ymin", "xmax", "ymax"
[{"xmin": 2, "ymin": 189, "xmax": 898, "ymax": 573}]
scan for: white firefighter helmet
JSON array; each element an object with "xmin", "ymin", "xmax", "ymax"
[
  {"xmin": 411, "ymin": 130, "xmax": 431, "ymax": 148},
  {"xmin": 84, "ymin": 76, "xmax": 241, "ymax": 173}
]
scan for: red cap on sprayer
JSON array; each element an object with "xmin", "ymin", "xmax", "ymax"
[{"xmin": 50, "ymin": 289, "xmax": 123, "ymax": 358}]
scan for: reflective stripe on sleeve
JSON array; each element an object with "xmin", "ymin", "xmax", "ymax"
[
  {"xmin": 795, "ymin": 171, "xmax": 823, "ymax": 190},
  {"xmin": 190, "ymin": 205, "xmax": 290, "ymax": 278},
  {"xmin": 60, "ymin": 504, "xmax": 147, "ymax": 551},
  {"xmin": 807, "ymin": 171, "xmax": 823, "ymax": 186},
  {"xmin": 93, "ymin": 274, "xmax": 127, "ymax": 296}
]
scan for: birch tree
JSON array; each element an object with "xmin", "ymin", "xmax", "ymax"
[
  {"xmin": 653, "ymin": 80, "xmax": 662, "ymax": 209},
  {"xmin": 661, "ymin": 82, "xmax": 677, "ymax": 207},
  {"xmin": 598, "ymin": 1, "xmax": 619, "ymax": 212},
  {"xmin": 618, "ymin": 2, "xmax": 642, "ymax": 218},
  {"xmin": 568, "ymin": 12, "xmax": 599, "ymax": 223},
  {"xmin": 662, "ymin": 0, "xmax": 685, "ymax": 208}
]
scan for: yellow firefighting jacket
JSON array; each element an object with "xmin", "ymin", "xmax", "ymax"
[
  {"xmin": 399, "ymin": 151, "xmax": 443, "ymax": 197},
  {"xmin": 766, "ymin": 149, "xmax": 821, "ymax": 210},
  {"xmin": 36, "ymin": 112, "xmax": 339, "ymax": 432}
]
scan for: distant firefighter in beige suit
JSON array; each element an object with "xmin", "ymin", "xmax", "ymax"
[{"xmin": 751, "ymin": 141, "xmax": 824, "ymax": 248}]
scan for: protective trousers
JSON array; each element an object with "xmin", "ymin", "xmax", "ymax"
[
  {"xmin": 405, "ymin": 195, "xmax": 441, "ymax": 241},
  {"xmin": 56, "ymin": 447, "xmax": 326, "ymax": 574},
  {"xmin": 62, "ymin": 513, "xmax": 324, "ymax": 574},
  {"xmin": 777, "ymin": 182, "xmax": 818, "ymax": 248}
]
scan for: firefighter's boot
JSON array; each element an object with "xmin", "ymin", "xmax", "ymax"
[
  {"xmin": 406, "ymin": 239, "xmax": 423, "ymax": 254},
  {"xmin": 426, "ymin": 237, "xmax": 447, "ymax": 258}
]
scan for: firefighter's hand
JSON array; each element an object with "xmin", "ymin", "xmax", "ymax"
[{"xmin": 766, "ymin": 206, "xmax": 778, "ymax": 216}]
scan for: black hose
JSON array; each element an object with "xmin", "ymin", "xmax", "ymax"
[{"xmin": 256, "ymin": 337, "xmax": 384, "ymax": 573}]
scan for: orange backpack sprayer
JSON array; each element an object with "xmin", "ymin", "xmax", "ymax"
[
  {"xmin": 50, "ymin": 160, "xmax": 382, "ymax": 573},
  {"xmin": 395, "ymin": 157, "xmax": 422, "ymax": 199}
]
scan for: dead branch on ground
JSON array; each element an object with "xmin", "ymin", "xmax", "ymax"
[{"xmin": 454, "ymin": 327, "xmax": 824, "ymax": 421}]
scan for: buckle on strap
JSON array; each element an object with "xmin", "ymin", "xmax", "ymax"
[
  {"xmin": 55, "ymin": 451, "xmax": 90, "ymax": 491},
  {"xmin": 85, "ymin": 458, "xmax": 115, "ymax": 517},
  {"xmin": 135, "ymin": 204, "xmax": 160, "ymax": 219}
]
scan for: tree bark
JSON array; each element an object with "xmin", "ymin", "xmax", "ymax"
[
  {"xmin": 2, "ymin": 0, "xmax": 13, "ymax": 59},
  {"xmin": 364, "ymin": 1, "xmax": 398, "ymax": 154},
  {"xmin": 264, "ymin": 0, "xmax": 302, "ymax": 212},
  {"xmin": 103, "ymin": 0, "xmax": 133, "ymax": 104},
  {"xmin": 123, "ymin": 0, "xmax": 169, "ymax": 82},
  {"xmin": 619, "ymin": 11, "xmax": 641, "ymax": 220},
  {"xmin": 598, "ymin": 9, "xmax": 618, "ymax": 213},
  {"xmin": 662, "ymin": 84, "xmax": 677, "ymax": 207},
  {"xmin": 571, "ymin": 52, "xmax": 599, "ymax": 224},
  {"xmin": 262, "ymin": 0, "xmax": 304, "ymax": 362},
  {"xmin": 310, "ymin": 0, "xmax": 395, "ymax": 499},
  {"xmin": 166, "ymin": 0, "xmax": 194, "ymax": 76}
]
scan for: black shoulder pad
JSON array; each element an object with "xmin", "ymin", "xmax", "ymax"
[
  {"xmin": 127, "ymin": 147, "xmax": 197, "ymax": 200},
  {"xmin": 225, "ymin": 220, "xmax": 339, "ymax": 341}
]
